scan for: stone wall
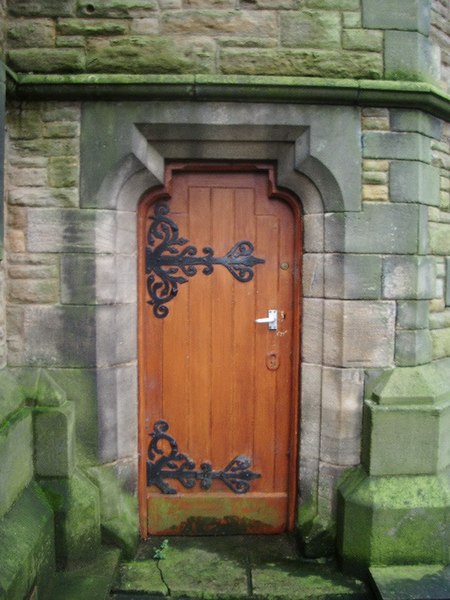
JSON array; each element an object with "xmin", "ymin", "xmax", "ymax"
[{"xmin": 2, "ymin": 0, "xmax": 449, "ymax": 90}]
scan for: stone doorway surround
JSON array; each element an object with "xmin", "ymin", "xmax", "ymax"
[{"xmin": 28, "ymin": 101, "xmax": 411, "ymax": 541}]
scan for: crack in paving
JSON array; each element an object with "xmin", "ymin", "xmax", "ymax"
[
  {"xmin": 156, "ymin": 560, "xmax": 171, "ymax": 597},
  {"xmin": 245, "ymin": 551, "xmax": 254, "ymax": 597}
]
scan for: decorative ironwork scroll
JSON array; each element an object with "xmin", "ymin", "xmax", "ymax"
[
  {"xmin": 147, "ymin": 420, "xmax": 261, "ymax": 494},
  {"xmin": 145, "ymin": 202, "xmax": 265, "ymax": 318}
]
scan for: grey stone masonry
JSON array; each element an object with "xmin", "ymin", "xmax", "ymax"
[
  {"xmin": 395, "ymin": 329, "xmax": 433, "ymax": 366},
  {"xmin": 382, "ymin": 256, "xmax": 435, "ymax": 300},
  {"xmin": 362, "ymin": 0, "xmax": 430, "ymax": 35},
  {"xmin": 390, "ymin": 161, "xmax": 440, "ymax": 206}
]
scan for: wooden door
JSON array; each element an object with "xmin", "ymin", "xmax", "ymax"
[{"xmin": 138, "ymin": 163, "xmax": 301, "ymax": 537}]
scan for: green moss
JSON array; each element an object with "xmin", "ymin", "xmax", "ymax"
[{"xmin": 8, "ymin": 48, "xmax": 85, "ymax": 74}]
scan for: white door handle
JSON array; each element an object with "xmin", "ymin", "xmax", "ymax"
[{"xmin": 255, "ymin": 309, "xmax": 278, "ymax": 330}]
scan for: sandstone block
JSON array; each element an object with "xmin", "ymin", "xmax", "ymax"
[
  {"xmin": 8, "ymin": 0, "xmax": 76, "ymax": 17},
  {"xmin": 306, "ymin": 0, "xmax": 359, "ymax": 8},
  {"xmin": 324, "ymin": 254, "xmax": 382, "ymax": 299},
  {"xmin": 77, "ymin": 0, "xmax": 157, "ymax": 17},
  {"xmin": 362, "ymin": 184, "xmax": 388, "ymax": 201},
  {"xmin": 382, "ymin": 255, "xmax": 435, "ymax": 300},
  {"xmin": 220, "ymin": 48, "xmax": 382, "ymax": 78},
  {"xmin": 323, "ymin": 300, "xmax": 396, "ymax": 368},
  {"xmin": 302, "ymin": 254, "xmax": 324, "ymax": 298},
  {"xmin": 342, "ymin": 12, "xmax": 361, "ymax": 28},
  {"xmin": 362, "ymin": 171, "xmax": 387, "ymax": 185},
  {"xmin": 11, "ymin": 138, "xmax": 79, "ymax": 157},
  {"xmin": 395, "ymin": 329, "xmax": 433, "ymax": 366},
  {"xmin": 446, "ymin": 258, "xmax": 450, "ymax": 306},
  {"xmin": 7, "ymin": 18, "xmax": 55, "ymax": 48},
  {"xmin": 390, "ymin": 109, "xmax": 442, "ymax": 138},
  {"xmin": 385, "ymin": 31, "xmax": 438, "ymax": 83},
  {"xmin": 8, "ymin": 187, "xmax": 79, "ymax": 207},
  {"xmin": 325, "ymin": 203, "xmax": 427, "ymax": 255},
  {"xmin": 0, "ymin": 412, "xmax": 33, "ymax": 519},
  {"xmin": 8, "ymin": 279, "xmax": 59, "ymax": 304},
  {"xmin": 162, "ymin": 10, "xmax": 277, "ymax": 36},
  {"xmin": 342, "ymin": 29, "xmax": 383, "ymax": 51},
  {"xmin": 431, "ymin": 328, "xmax": 450, "ymax": 359},
  {"xmin": 397, "ymin": 300, "xmax": 429, "ymax": 330},
  {"xmin": 281, "ymin": 10, "xmax": 340, "ymax": 48},
  {"xmin": 302, "ymin": 298, "xmax": 324, "ymax": 364},
  {"xmin": 390, "ymin": 161, "xmax": 440, "ymax": 206},
  {"xmin": 57, "ymin": 18, "xmax": 129, "ymax": 36},
  {"xmin": 320, "ymin": 367, "xmax": 364, "ymax": 466},
  {"xmin": 43, "ymin": 121, "xmax": 80, "ymax": 138},
  {"xmin": 41, "ymin": 104, "xmax": 80, "ymax": 122},
  {"xmin": 362, "ymin": 0, "xmax": 430, "ymax": 35},
  {"xmin": 34, "ymin": 402, "xmax": 76, "ymax": 477},
  {"xmin": 48, "ymin": 156, "xmax": 79, "ymax": 188},
  {"xmin": 8, "ymin": 167, "xmax": 47, "ymax": 187},
  {"xmin": 56, "ymin": 35, "xmax": 86, "ymax": 47},
  {"xmin": 7, "ymin": 109, "xmax": 43, "ymax": 140},
  {"xmin": 130, "ymin": 18, "xmax": 159, "ymax": 35},
  {"xmin": 363, "ymin": 131, "xmax": 431, "ymax": 162},
  {"xmin": 429, "ymin": 222, "xmax": 450, "ymax": 255},
  {"xmin": 8, "ymin": 48, "xmax": 85, "ymax": 73},
  {"xmin": 185, "ymin": 0, "xmax": 235, "ymax": 5}
]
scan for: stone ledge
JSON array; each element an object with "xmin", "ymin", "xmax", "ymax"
[{"xmin": 4, "ymin": 69, "xmax": 450, "ymax": 120}]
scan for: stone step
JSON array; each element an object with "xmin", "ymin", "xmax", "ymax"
[
  {"xmin": 45, "ymin": 547, "xmax": 121, "ymax": 600},
  {"xmin": 369, "ymin": 565, "xmax": 450, "ymax": 600},
  {"xmin": 111, "ymin": 535, "xmax": 373, "ymax": 599}
]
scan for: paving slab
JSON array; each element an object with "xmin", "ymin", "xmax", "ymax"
[
  {"xmin": 113, "ymin": 535, "xmax": 373, "ymax": 599},
  {"xmin": 369, "ymin": 565, "xmax": 450, "ymax": 600}
]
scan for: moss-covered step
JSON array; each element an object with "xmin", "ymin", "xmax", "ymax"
[
  {"xmin": 44, "ymin": 546, "xmax": 121, "ymax": 600},
  {"xmin": 369, "ymin": 565, "xmax": 450, "ymax": 600}
]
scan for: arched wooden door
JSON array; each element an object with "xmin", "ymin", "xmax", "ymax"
[{"xmin": 138, "ymin": 163, "xmax": 301, "ymax": 537}]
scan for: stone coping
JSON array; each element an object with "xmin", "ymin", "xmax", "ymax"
[{"xmin": 4, "ymin": 67, "xmax": 450, "ymax": 121}]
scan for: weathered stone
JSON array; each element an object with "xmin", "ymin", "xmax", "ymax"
[
  {"xmin": 161, "ymin": 10, "xmax": 277, "ymax": 36},
  {"xmin": 7, "ymin": 109, "xmax": 43, "ymax": 140},
  {"xmin": 306, "ymin": 0, "xmax": 359, "ymax": 8},
  {"xmin": 48, "ymin": 156, "xmax": 79, "ymax": 188},
  {"xmin": 0, "ymin": 412, "xmax": 33, "ymax": 519},
  {"xmin": 10, "ymin": 138, "xmax": 79, "ymax": 158},
  {"xmin": 362, "ymin": 184, "xmax": 388, "ymax": 201},
  {"xmin": 40, "ymin": 469, "xmax": 101, "ymax": 568},
  {"xmin": 324, "ymin": 254, "xmax": 382, "ymax": 299},
  {"xmin": 395, "ymin": 329, "xmax": 433, "ymax": 366},
  {"xmin": 8, "ymin": 0, "xmax": 76, "ymax": 17},
  {"xmin": 27, "ymin": 208, "xmax": 113, "ymax": 253},
  {"xmin": 385, "ymin": 31, "xmax": 438, "ymax": 83},
  {"xmin": 281, "ymin": 10, "xmax": 340, "ymax": 48},
  {"xmin": 220, "ymin": 48, "xmax": 382, "ymax": 77},
  {"xmin": 41, "ymin": 104, "xmax": 80, "ymax": 122},
  {"xmin": 370, "ymin": 565, "xmax": 450, "ymax": 600},
  {"xmin": 382, "ymin": 255, "xmax": 435, "ymax": 300},
  {"xmin": 338, "ymin": 469, "xmax": 450, "ymax": 574},
  {"xmin": 43, "ymin": 121, "xmax": 80, "ymax": 138},
  {"xmin": 0, "ymin": 370, "xmax": 26, "ymax": 423},
  {"xmin": 34, "ymin": 402, "xmax": 76, "ymax": 477},
  {"xmin": 396, "ymin": 300, "xmax": 429, "ymax": 330},
  {"xmin": 300, "ymin": 364, "xmax": 322, "ymax": 463},
  {"xmin": 446, "ymin": 258, "xmax": 450, "ymax": 306},
  {"xmin": 35, "ymin": 369, "xmax": 67, "ymax": 407},
  {"xmin": 86, "ymin": 35, "xmax": 213, "ymax": 73},
  {"xmin": 302, "ymin": 298, "xmax": 323, "ymax": 364},
  {"xmin": 303, "ymin": 214, "xmax": 324, "ymax": 252},
  {"xmin": 8, "ymin": 187, "xmax": 79, "ymax": 207},
  {"xmin": 8, "ymin": 167, "xmax": 47, "ymax": 187},
  {"xmin": 302, "ymin": 254, "xmax": 324, "ymax": 298},
  {"xmin": 390, "ymin": 109, "xmax": 442, "ymax": 138},
  {"xmin": 0, "ymin": 484, "xmax": 55, "ymax": 600},
  {"xmin": 61, "ymin": 253, "xmax": 136, "ymax": 305},
  {"xmin": 7, "ymin": 18, "xmax": 55, "ymax": 48},
  {"xmin": 8, "ymin": 48, "xmax": 85, "ymax": 73},
  {"xmin": 96, "ymin": 364, "xmax": 137, "ymax": 461},
  {"xmin": 323, "ymin": 300, "xmax": 396, "ymax": 368},
  {"xmin": 56, "ymin": 34, "xmax": 86, "ymax": 47},
  {"xmin": 342, "ymin": 29, "xmax": 383, "ymax": 51},
  {"xmin": 431, "ymin": 328, "xmax": 450, "ymax": 359},
  {"xmin": 390, "ymin": 161, "xmax": 440, "ymax": 206},
  {"xmin": 361, "ymin": 115, "xmax": 390, "ymax": 130},
  {"xmin": 57, "ymin": 18, "xmax": 129, "ymax": 36},
  {"xmin": 77, "ymin": 0, "xmax": 157, "ymax": 17},
  {"xmin": 8, "ymin": 278, "xmax": 59, "ymax": 304},
  {"xmin": 325, "ymin": 203, "xmax": 427, "ymax": 255},
  {"xmin": 363, "ymin": 159, "xmax": 389, "ymax": 172},
  {"xmin": 363, "ymin": 131, "xmax": 432, "ymax": 162},
  {"xmin": 429, "ymin": 222, "xmax": 450, "ymax": 255},
  {"xmin": 218, "ymin": 36, "xmax": 278, "ymax": 48},
  {"xmin": 362, "ymin": 0, "xmax": 430, "ymax": 35},
  {"xmin": 429, "ymin": 309, "xmax": 450, "ymax": 330},
  {"xmin": 130, "ymin": 17, "xmax": 158, "ymax": 34},
  {"xmin": 362, "ymin": 171, "xmax": 387, "ymax": 185},
  {"xmin": 342, "ymin": 12, "xmax": 361, "ymax": 28},
  {"xmin": 320, "ymin": 367, "xmax": 364, "ymax": 466},
  {"xmin": 185, "ymin": 0, "xmax": 235, "ymax": 6}
]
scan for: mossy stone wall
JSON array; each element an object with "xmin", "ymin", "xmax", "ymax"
[{"xmin": 2, "ymin": 0, "xmax": 449, "ymax": 91}]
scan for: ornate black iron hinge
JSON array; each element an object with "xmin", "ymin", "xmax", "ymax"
[
  {"xmin": 146, "ymin": 420, "xmax": 261, "ymax": 494},
  {"xmin": 145, "ymin": 202, "xmax": 265, "ymax": 318}
]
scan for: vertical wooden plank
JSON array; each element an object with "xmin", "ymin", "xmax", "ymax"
[
  {"xmin": 210, "ymin": 187, "xmax": 235, "ymax": 468},
  {"xmin": 253, "ymin": 213, "xmax": 279, "ymax": 491},
  {"xmin": 187, "ymin": 185, "xmax": 213, "ymax": 463}
]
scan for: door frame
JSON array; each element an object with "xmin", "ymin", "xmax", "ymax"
[{"xmin": 137, "ymin": 161, "xmax": 302, "ymax": 538}]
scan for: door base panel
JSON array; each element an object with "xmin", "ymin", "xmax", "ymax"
[{"xmin": 147, "ymin": 493, "xmax": 288, "ymax": 535}]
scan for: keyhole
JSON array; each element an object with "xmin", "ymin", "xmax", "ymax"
[{"xmin": 266, "ymin": 351, "xmax": 280, "ymax": 371}]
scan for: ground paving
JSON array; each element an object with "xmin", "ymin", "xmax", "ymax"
[{"xmin": 111, "ymin": 535, "xmax": 373, "ymax": 599}]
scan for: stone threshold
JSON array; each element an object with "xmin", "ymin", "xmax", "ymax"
[
  {"xmin": 3, "ymin": 68, "xmax": 450, "ymax": 121},
  {"xmin": 111, "ymin": 535, "xmax": 373, "ymax": 599},
  {"xmin": 369, "ymin": 565, "xmax": 450, "ymax": 600}
]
